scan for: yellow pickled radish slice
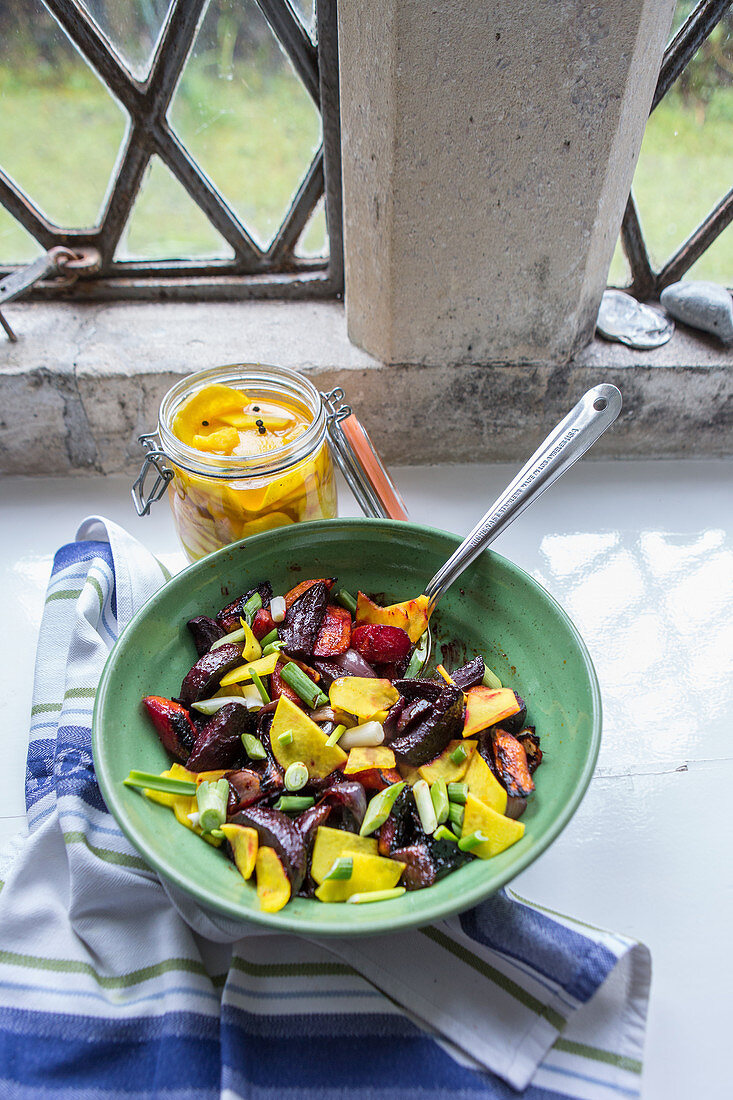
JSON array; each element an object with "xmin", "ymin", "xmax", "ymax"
[
  {"xmin": 173, "ymin": 384, "xmax": 248, "ymax": 444},
  {"xmin": 191, "ymin": 427, "xmax": 240, "ymax": 453}
]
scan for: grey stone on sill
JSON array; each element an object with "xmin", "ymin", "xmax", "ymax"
[{"xmin": 1, "ymin": 299, "xmax": 731, "ymax": 476}]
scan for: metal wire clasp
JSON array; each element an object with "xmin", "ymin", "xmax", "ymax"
[{"xmin": 131, "ymin": 432, "xmax": 174, "ymax": 516}]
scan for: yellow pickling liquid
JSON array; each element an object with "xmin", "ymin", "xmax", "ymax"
[{"xmin": 168, "ymin": 382, "xmax": 337, "ymax": 561}]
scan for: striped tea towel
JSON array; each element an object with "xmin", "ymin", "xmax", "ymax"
[{"xmin": 0, "ymin": 517, "xmax": 651, "ymax": 1099}]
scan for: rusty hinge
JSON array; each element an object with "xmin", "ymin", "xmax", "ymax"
[{"xmin": 0, "ymin": 246, "xmax": 101, "ymax": 342}]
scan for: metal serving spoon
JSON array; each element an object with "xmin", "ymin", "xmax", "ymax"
[{"xmin": 413, "ymin": 383, "xmax": 623, "ymax": 673}]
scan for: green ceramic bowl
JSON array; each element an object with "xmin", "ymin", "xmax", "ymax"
[{"xmin": 93, "ymin": 518, "xmax": 601, "ymax": 936}]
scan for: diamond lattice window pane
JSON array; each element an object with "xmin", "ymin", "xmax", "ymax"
[
  {"xmin": 626, "ymin": 6, "xmax": 732, "ymax": 283},
  {"xmin": 117, "ymin": 155, "xmax": 235, "ymax": 260},
  {"xmin": 295, "ymin": 196, "xmax": 328, "ymax": 259},
  {"xmin": 685, "ymin": 225, "xmax": 733, "ymax": 282},
  {"xmin": 0, "ymin": 0, "xmax": 128, "ymax": 229},
  {"xmin": 607, "ymin": 236, "xmax": 631, "ymax": 289},
  {"xmin": 291, "ymin": 1, "xmax": 316, "ymax": 38},
  {"xmin": 78, "ymin": 0, "xmax": 172, "ymax": 80},
  {"xmin": 168, "ymin": 0, "xmax": 323, "ymax": 249},
  {"xmin": 0, "ymin": 208, "xmax": 44, "ymax": 264}
]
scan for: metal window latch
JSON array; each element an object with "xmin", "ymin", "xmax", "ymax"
[{"xmin": 0, "ymin": 246, "xmax": 101, "ymax": 342}]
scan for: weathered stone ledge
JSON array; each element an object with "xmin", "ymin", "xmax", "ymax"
[{"xmin": 1, "ymin": 299, "xmax": 730, "ymax": 475}]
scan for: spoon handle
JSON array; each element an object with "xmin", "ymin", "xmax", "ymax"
[{"xmin": 423, "ymin": 383, "xmax": 622, "ymax": 609}]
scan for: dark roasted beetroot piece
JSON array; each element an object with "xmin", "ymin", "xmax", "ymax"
[
  {"xmin": 395, "ymin": 698, "xmax": 433, "ymax": 734},
  {"xmin": 476, "ymin": 729, "xmax": 502, "ymax": 779},
  {"xmin": 377, "ymin": 815, "xmax": 397, "ymax": 857},
  {"xmin": 501, "ymin": 692, "xmax": 528, "ymax": 734},
  {"xmin": 251, "ymin": 607, "xmax": 276, "ymax": 640},
  {"xmin": 389, "ymin": 679, "xmax": 464, "ymax": 766},
  {"xmin": 429, "ymin": 835, "xmax": 472, "ymax": 880},
  {"xmin": 449, "ymin": 655, "xmax": 485, "ymax": 691},
  {"xmin": 375, "ymin": 655, "xmax": 410, "ymax": 681},
  {"xmin": 142, "ymin": 696, "xmax": 197, "ymax": 762},
  {"xmin": 492, "ymin": 729, "xmax": 535, "ymax": 798},
  {"xmin": 294, "ymin": 802, "xmax": 332, "ymax": 851},
  {"xmin": 187, "ymin": 702, "xmax": 253, "ymax": 772},
  {"xmin": 332, "ymin": 648, "xmax": 377, "ymax": 678},
  {"xmin": 378, "ymin": 788, "xmax": 423, "ymax": 853},
  {"xmin": 311, "ymin": 659, "xmax": 344, "ymax": 688},
  {"xmin": 516, "ymin": 728, "xmax": 543, "ymax": 772},
  {"xmin": 232, "ymin": 805, "xmax": 306, "ymax": 892},
  {"xmin": 186, "ymin": 616, "xmax": 225, "ymax": 656},
  {"xmin": 314, "ymin": 780, "xmax": 367, "ymax": 832},
  {"xmin": 278, "ymin": 581, "xmax": 329, "ymax": 658},
  {"xmin": 381, "ymin": 699, "xmax": 405, "ymax": 740},
  {"xmin": 351, "ymin": 624, "xmax": 411, "ymax": 664},
  {"xmin": 216, "ymin": 582, "xmax": 273, "ymax": 633},
  {"xmin": 391, "ymin": 844, "xmax": 436, "ymax": 890},
  {"xmin": 179, "ymin": 643, "xmax": 242, "ymax": 708}
]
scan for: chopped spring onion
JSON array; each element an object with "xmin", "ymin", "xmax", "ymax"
[
  {"xmin": 277, "ymin": 731, "xmax": 294, "ymax": 747},
  {"xmin": 269, "ymin": 596, "xmax": 287, "ymax": 623},
  {"xmin": 482, "ymin": 663, "xmax": 503, "ymax": 690},
  {"xmin": 325, "ymin": 723, "xmax": 347, "ymax": 747},
  {"xmin": 449, "ymin": 744, "xmax": 468, "ymax": 765},
  {"xmin": 447, "ymin": 782, "xmax": 468, "ymax": 804},
  {"xmin": 187, "ymin": 811, "xmax": 201, "ymax": 827},
  {"xmin": 262, "ymin": 641, "xmax": 285, "ymax": 656},
  {"xmin": 241, "ymin": 592, "xmax": 263, "ymax": 624},
  {"xmin": 458, "ymin": 830, "xmax": 488, "ymax": 852},
  {"xmin": 413, "ymin": 779, "xmax": 438, "ymax": 835},
  {"xmin": 430, "ymin": 778, "xmax": 449, "ymax": 825},
  {"xmin": 448, "ymin": 803, "xmax": 464, "ymax": 833},
  {"xmin": 280, "ymin": 662, "xmax": 329, "ymax": 709},
  {"xmin": 124, "ymin": 771, "xmax": 196, "ymax": 797},
  {"xmin": 193, "ymin": 695, "xmax": 252, "ymax": 715},
  {"xmin": 196, "ymin": 778, "xmax": 229, "ymax": 834},
  {"xmin": 434, "ymin": 825, "xmax": 459, "ymax": 843},
  {"xmin": 324, "ymin": 856, "xmax": 353, "ymax": 881},
  {"xmin": 347, "ymin": 887, "xmax": 406, "ymax": 904},
  {"xmin": 241, "ymin": 733, "xmax": 268, "ymax": 761},
  {"xmin": 405, "ymin": 631, "xmax": 429, "ymax": 678},
  {"xmin": 284, "ymin": 761, "xmax": 309, "ymax": 792},
  {"xmin": 338, "ymin": 721, "xmax": 385, "ymax": 751},
  {"xmin": 275, "ymin": 795, "xmax": 315, "ymax": 813},
  {"xmin": 250, "ymin": 668, "xmax": 270, "ymax": 705},
  {"xmin": 259, "ymin": 628, "xmax": 279, "ymax": 648},
  {"xmin": 335, "ymin": 588, "xmax": 357, "ymax": 614},
  {"xmin": 209, "ymin": 828, "xmax": 225, "ymax": 840},
  {"xmin": 210, "ymin": 626, "xmax": 247, "ymax": 651},
  {"xmin": 359, "ymin": 782, "xmax": 405, "ymax": 837}
]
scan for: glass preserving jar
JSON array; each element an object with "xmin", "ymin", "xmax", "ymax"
[{"xmin": 132, "ymin": 364, "xmax": 408, "ymax": 562}]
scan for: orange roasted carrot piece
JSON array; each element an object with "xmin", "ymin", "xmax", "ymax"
[
  {"xmin": 492, "ymin": 729, "xmax": 535, "ymax": 798},
  {"xmin": 313, "ymin": 604, "xmax": 352, "ymax": 657},
  {"xmin": 284, "ymin": 577, "xmax": 336, "ymax": 609}
]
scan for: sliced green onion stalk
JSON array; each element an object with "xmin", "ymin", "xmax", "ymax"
[
  {"xmin": 482, "ymin": 663, "xmax": 503, "ymax": 690},
  {"xmin": 241, "ymin": 733, "xmax": 268, "ymax": 761},
  {"xmin": 347, "ymin": 887, "xmax": 406, "ymax": 904},
  {"xmin": 124, "ymin": 771, "xmax": 196, "ymax": 796},
  {"xmin": 259, "ymin": 628, "xmax": 279, "ymax": 648},
  {"xmin": 430, "ymin": 778, "xmax": 449, "ymax": 825},
  {"xmin": 275, "ymin": 795, "xmax": 315, "ymax": 813},
  {"xmin": 250, "ymin": 668, "xmax": 270, "ymax": 705},
  {"xmin": 284, "ymin": 761, "xmax": 309, "ymax": 792},
  {"xmin": 210, "ymin": 626, "xmax": 247, "ymax": 651},
  {"xmin": 413, "ymin": 779, "xmax": 438, "ymax": 835},
  {"xmin": 458, "ymin": 830, "xmax": 488, "ymax": 853},
  {"xmin": 359, "ymin": 782, "xmax": 405, "ymax": 837},
  {"xmin": 324, "ymin": 856, "xmax": 354, "ymax": 881},
  {"xmin": 448, "ymin": 802, "xmax": 464, "ymax": 832},
  {"xmin": 280, "ymin": 661, "xmax": 329, "ymax": 709},
  {"xmin": 404, "ymin": 630, "xmax": 429, "ymax": 678},
  {"xmin": 269, "ymin": 595, "xmax": 287, "ymax": 623},
  {"xmin": 449, "ymin": 744, "xmax": 468, "ymax": 765},
  {"xmin": 193, "ymin": 695, "xmax": 250, "ymax": 715},
  {"xmin": 338, "ymin": 721, "xmax": 385, "ymax": 750},
  {"xmin": 277, "ymin": 731, "xmax": 294, "ymax": 747},
  {"xmin": 241, "ymin": 592, "xmax": 263, "ymax": 625},
  {"xmin": 335, "ymin": 588, "xmax": 357, "ymax": 614},
  {"xmin": 196, "ymin": 778, "xmax": 230, "ymax": 833},
  {"xmin": 434, "ymin": 824, "xmax": 458, "ymax": 843},
  {"xmin": 262, "ymin": 641, "xmax": 285, "ymax": 657},
  {"xmin": 447, "ymin": 782, "xmax": 468, "ymax": 804},
  {"xmin": 325, "ymin": 723, "xmax": 347, "ymax": 747},
  {"xmin": 209, "ymin": 828, "xmax": 225, "ymax": 839}
]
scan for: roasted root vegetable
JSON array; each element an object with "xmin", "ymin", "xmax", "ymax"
[{"xmin": 135, "ymin": 572, "xmax": 541, "ymax": 913}]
